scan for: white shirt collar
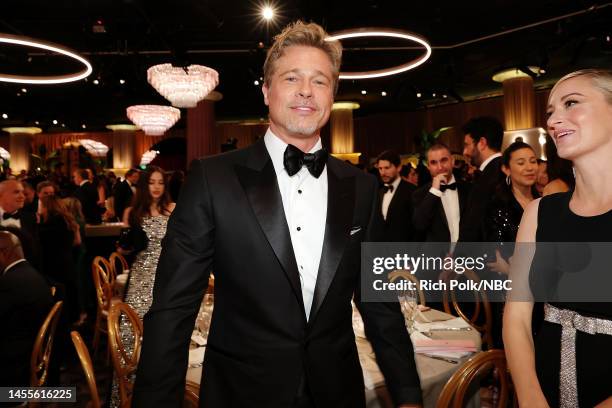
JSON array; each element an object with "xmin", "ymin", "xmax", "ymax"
[
  {"xmin": 264, "ymin": 128, "xmax": 323, "ymax": 177},
  {"xmin": 3, "ymin": 259, "xmax": 26, "ymax": 276},
  {"xmin": 79, "ymin": 180, "xmax": 89, "ymax": 187},
  {"xmin": 479, "ymin": 152, "xmax": 502, "ymax": 172},
  {"xmin": 386, "ymin": 176, "xmax": 401, "ymax": 191}
]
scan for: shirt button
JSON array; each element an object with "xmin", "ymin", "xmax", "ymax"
[
  {"xmin": 298, "ymin": 189, "xmax": 302, "ymax": 194},
  {"xmin": 297, "ymin": 226, "xmax": 301, "ymax": 231}
]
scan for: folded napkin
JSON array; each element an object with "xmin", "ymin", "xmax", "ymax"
[
  {"xmin": 352, "ymin": 306, "xmax": 366, "ymax": 339},
  {"xmin": 188, "ymin": 346, "xmax": 206, "ymax": 366},
  {"xmin": 410, "ymin": 331, "xmax": 477, "ymax": 359},
  {"xmin": 414, "ymin": 316, "xmax": 473, "ymax": 332}
]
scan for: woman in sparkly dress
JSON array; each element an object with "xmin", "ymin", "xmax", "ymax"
[
  {"xmin": 111, "ymin": 166, "xmax": 175, "ymax": 407},
  {"xmin": 121, "ymin": 165, "xmax": 175, "ymax": 316}
]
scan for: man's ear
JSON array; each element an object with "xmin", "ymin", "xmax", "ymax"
[
  {"xmin": 262, "ymin": 82, "xmax": 270, "ymax": 106},
  {"xmin": 478, "ymin": 136, "xmax": 489, "ymax": 151}
]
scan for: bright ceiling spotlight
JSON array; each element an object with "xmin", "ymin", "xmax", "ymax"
[
  {"xmin": 262, "ymin": 5, "xmax": 274, "ymax": 21},
  {"xmin": 0, "ymin": 33, "xmax": 92, "ymax": 84},
  {"xmin": 326, "ymin": 28, "xmax": 432, "ymax": 80}
]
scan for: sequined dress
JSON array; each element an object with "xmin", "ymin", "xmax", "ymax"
[{"xmin": 110, "ymin": 215, "xmax": 168, "ymax": 407}]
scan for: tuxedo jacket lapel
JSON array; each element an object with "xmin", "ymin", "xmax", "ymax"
[
  {"xmin": 235, "ymin": 140, "xmax": 305, "ymax": 313},
  {"xmin": 309, "ymin": 159, "xmax": 354, "ymax": 324}
]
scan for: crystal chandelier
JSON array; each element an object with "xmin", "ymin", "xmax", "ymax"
[
  {"xmin": 140, "ymin": 150, "xmax": 159, "ymax": 166},
  {"xmin": 147, "ymin": 64, "xmax": 219, "ymax": 108},
  {"xmin": 126, "ymin": 105, "xmax": 181, "ymax": 136},
  {"xmin": 79, "ymin": 139, "xmax": 109, "ymax": 157},
  {"xmin": 0, "ymin": 147, "xmax": 10, "ymax": 161}
]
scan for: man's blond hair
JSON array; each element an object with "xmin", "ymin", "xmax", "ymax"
[{"xmin": 263, "ymin": 21, "xmax": 342, "ymax": 94}]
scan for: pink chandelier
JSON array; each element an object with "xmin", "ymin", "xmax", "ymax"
[
  {"xmin": 147, "ymin": 64, "xmax": 219, "ymax": 108},
  {"xmin": 126, "ymin": 105, "xmax": 181, "ymax": 136}
]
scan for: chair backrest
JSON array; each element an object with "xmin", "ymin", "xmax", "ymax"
[
  {"xmin": 183, "ymin": 380, "xmax": 200, "ymax": 408},
  {"xmin": 388, "ymin": 269, "xmax": 426, "ymax": 306},
  {"xmin": 109, "ymin": 252, "xmax": 129, "ymax": 276},
  {"xmin": 70, "ymin": 331, "xmax": 101, "ymax": 408},
  {"xmin": 442, "ymin": 268, "xmax": 493, "ymax": 349},
  {"xmin": 436, "ymin": 349, "xmax": 511, "ymax": 408},
  {"xmin": 92, "ymin": 256, "xmax": 114, "ymax": 286},
  {"xmin": 92, "ymin": 262, "xmax": 113, "ymax": 314},
  {"xmin": 30, "ymin": 301, "xmax": 63, "ymax": 387},
  {"xmin": 107, "ymin": 301, "xmax": 143, "ymax": 408}
]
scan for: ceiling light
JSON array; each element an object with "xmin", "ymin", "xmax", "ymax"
[
  {"xmin": 21, "ymin": 88, "xmax": 27, "ymax": 93},
  {"xmin": 82, "ymin": 124, "xmax": 87, "ymax": 129},
  {"xmin": 442, "ymin": 94, "xmax": 448, "ymax": 98},
  {"xmin": 80, "ymin": 139, "xmax": 108, "ymax": 157},
  {"xmin": 52, "ymin": 120, "xmax": 58, "ymax": 125},
  {"xmin": 34, "ymin": 121, "xmax": 39, "ymax": 125},
  {"xmin": 93, "ymin": 79, "xmax": 100, "ymax": 85},
  {"xmin": 1, "ymin": 114, "xmax": 7, "ymax": 119},
  {"xmin": 492, "ymin": 66, "xmax": 541, "ymax": 82},
  {"xmin": 262, "ymin": 6, "xmax": 274, "ymax": 21},
  {"xmin": 147, "ymin": 64, "xmax": 219, "ymax": 108},
  {"xmin": 326, "ymin": 28, "xmax": 432, "ymax": 80},
  {"xmin": 61, "ymin": 123, "xmax": 66, "ymax": 127},
  {"xmin": 0, "ymin": 147, "xmax": 10, "ymax": 161},
  {"xmin": 0, "ymin": 33, "xmax": 92, "ymax": 84},
  {"xmin": 361, "ymin": 90, "xmax": 367, "ymax": 95},
  {"xmin": 126, "ymin": 105, "xmax": 181, "ymax": 136},
  {"xmin": 381, "ymin": 91, "xmax": 387, "ymax": 96},
  {"xmin": 416, "ymin": 92, "xmax": 422, "ymax": 98},
  {"xmin": 254, "ymin": 80, "xmax": 260, "ymax": 86},
  {"xmin": 332, "ymin": 102, "xmax": 360, "ymax": 110},
  {"xmin": 119, "ymin": 79, "xmax": 126, "ymax": 84},
  {"xmin": 432, "ymin": 93, "xmax": 436, "ymax": 97}
]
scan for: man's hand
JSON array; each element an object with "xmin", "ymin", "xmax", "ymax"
[{"xmin": 431, "ymin": 173, "xmax": 448, "ymax": 191}]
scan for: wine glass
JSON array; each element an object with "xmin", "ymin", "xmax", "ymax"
[
  {"xmin": 398, "ymin": 290, "xmax": 418, "ymax": 333},
  {"xmin": 195, "ymin": 294, "xmax": 214, "ymax": 339}
]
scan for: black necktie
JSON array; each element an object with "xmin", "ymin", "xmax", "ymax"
[
  {"xmin": 440, "ymin": 183, "xmax": 457, "ymax": 192},
  {"xmin": 3, "ymin": 211, "xmax": 19, "ymax": 220},
  {"xmin": 283, "ymin": 144, "xmax": 328, "ymax": 178},
  {"xmin": 382, "ymin": 184, "xmax": 394, "ymax": 193}
]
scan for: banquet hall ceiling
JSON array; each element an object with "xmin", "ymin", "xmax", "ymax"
[{"xmin": 0, "ymin": 0, "xmax": 610, "ymax": 131}]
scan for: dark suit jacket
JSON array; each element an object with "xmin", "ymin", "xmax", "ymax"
[
  {"xmin": 74, "ymin": 181, "xmax": 102, "ymax": 224},
  {"xmin": 459, "ymin": 156, "xmax": 502, "ymax": 242},
  {"xmin": 133, "ymin": 139, "xmax": 421, "ymax": 407},
  {"xmin": 380, "ymin": 179, "xmax": 415, "ymax": 242},
  {"xmin": 412, "ymin": 181, "xmax": 470, "ymax": 242},
  {"xmin": 0, "ymin": 260, "xmax": 53, "ymax": 386},
  {"xmin": 113, "ymin": 180, "xmax": 134, "ymax": 222}
]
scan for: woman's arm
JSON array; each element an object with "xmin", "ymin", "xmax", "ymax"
[{"xmin": 503, "ymin": 198, "xmax": 549, "ymax": 407}]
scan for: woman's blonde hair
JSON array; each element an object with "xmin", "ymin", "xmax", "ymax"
[{"xmin": 551, "ymin": 69, "xmax": 612, "ymax": 105}]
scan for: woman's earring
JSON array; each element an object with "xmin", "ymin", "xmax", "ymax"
[{"xmin": 506, "ymin": 175, "xmax": 511, "ymax": 186}]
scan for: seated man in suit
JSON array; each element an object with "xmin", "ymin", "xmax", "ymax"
[
  {"xmin": 459, "ymin": 116, "xmax": 504, "ymax": 242},
  {"xmin": 0, "ymin": 180, "xmax": 39, "ymax": 268},
  {"xmin": 0, "ymin": 231, "xmax": 53, "ymax": 391},
  {"xmin": 377, "ymin": 150, "xmax": 415, "ymax": 242}
]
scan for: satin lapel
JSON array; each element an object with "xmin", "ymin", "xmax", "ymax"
[
  {"xmin": 235, "ymin": 141, "xmax": 305, "ymax": 311},
  {"xmin": 309, "ymin": 160, "xmax": 354, "ymax": 324}
]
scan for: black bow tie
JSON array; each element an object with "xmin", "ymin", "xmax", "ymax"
[
  {"xmin": 382, "ymin": 184, "xmax": 394, "ymax": 193},
  {"xmin": 283, "ymin": 144, "xmax": 328, "ymax": 178},
  {"xmin": 440, "ymin": 183, "xmax": 457, "ymax": 192},
  {"xmin": 3, "ymin": 211, "xmax": 19, "ymax": 220}
]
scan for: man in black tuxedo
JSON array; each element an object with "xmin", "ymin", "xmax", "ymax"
[
  {"xmin": 72, "ymin": 168, "xmax": 102, "ymax": 224},
  {"xmin": 133, "ymin": 21, "xmax": 421, "ymax": 408},
  {"xmin": 459, "ymin": 117, "xmax": 504, "ymax": 242},
  {"xmin": 0, "ymin": 180, "xmax": 39, "ymax": 267},
  {"xmin": 0, "ymin": 231, "xmax": 53, "ymax": 389},
  {"xmin": 113, "ymin": 168, "xmax": 139, "ymax": 222},
  {"xmin": 413, "ymin": 143, "xmax": 470, "ymax": 243},
  {"xmin": 377, "ymin": 150, "xmax": 415, "ymax": 242}
]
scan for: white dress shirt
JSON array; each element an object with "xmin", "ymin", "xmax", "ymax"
[
  {"xmin": 264, "ymin": 129, "xmax": 327, "ymax": 320},
  {"xmin": 429, "ymin": 175, "xmax": 460, "ymax": 243},
  {"xmin": 0, "ymin": 206, "xmax": 21, "ymax": 229},
  {"xmin": 381, "ymin": 177, "xmax": 401, "ymax": 220},
  {"xmin": 479, "ymin": 152, "xmax": 502, "ymax": 172}
]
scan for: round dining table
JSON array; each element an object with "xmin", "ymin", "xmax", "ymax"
[{"xmin": 186, "ymin": 305, "xmax": 481, "ymax": 408}]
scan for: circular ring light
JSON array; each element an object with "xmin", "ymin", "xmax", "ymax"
[
  {"xmin": 326, "ymin": 28, "xmax": 432, "ymax": 80},
  {"xmin": 0, "ymin": 33, "xmax": 92, "ymax": 84}
]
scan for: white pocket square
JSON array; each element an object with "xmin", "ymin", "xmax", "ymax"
[{"xmin": 350, "ymin": 226, "xmax": 362, "ymax": 236}]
